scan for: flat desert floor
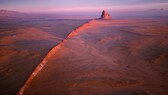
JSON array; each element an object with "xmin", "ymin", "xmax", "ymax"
[
  {"xmin": 21, "ymin": 19, "xmax": 168, "ymax": 95},
  {"xmin": 0, "ymin": 19, "xmax": 88, "ymax": 95}
]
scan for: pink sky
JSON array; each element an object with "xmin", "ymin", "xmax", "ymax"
[{"xmin": 0, "ymin": 0, "xmax": 168, "ymax": 13}]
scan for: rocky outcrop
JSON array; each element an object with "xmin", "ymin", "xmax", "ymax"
[
  {"xmin": 17, "ymin": 20, "xmax": 94, "ymax": 95},
  {"xmin": 100, "ymin": 10, "xmax": 112, "ymax": 20}
]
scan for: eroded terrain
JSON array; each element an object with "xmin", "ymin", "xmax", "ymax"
[
  {"xmin": 22, "ymin": 19, "xmax": 168, "ymax": 95},
  {"xmin": 0, "ymin": 19, "xmax": 88, "ymax": 95}
]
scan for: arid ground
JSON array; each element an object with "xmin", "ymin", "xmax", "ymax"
[
  {"xmin": 19, "ymin": 18, "xmax": 168, "ymax": 95},
  {"xmin": 0, "ymin": 10, "xmax": 168, "ymax": 95},
  {"xmin": 0, "ymin": 19, "xmax": 88, "ymax": 95}
]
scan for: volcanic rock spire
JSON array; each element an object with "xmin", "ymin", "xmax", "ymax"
[{"xmin": 100, "ymin": 10, "xmax": 112, "ymax": 20}]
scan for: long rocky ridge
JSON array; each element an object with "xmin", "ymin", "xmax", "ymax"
[{"xmin": 17, "ymin": 19, "xmax": 95, "ymax": 95}]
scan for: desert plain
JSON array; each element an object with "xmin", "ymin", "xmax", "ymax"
[{"xmin": 0, "ymin": 10, "xmax": 168, "ymax": 95}]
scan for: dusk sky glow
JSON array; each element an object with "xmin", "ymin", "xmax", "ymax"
[{"xmin": 0, "ymin": 0, "xmax": 168, "ymax": 13}]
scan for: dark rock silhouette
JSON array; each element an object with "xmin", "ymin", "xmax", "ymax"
[{"xmin": 100, "ymin": 10, "xmax": 112, "ymax": 20}]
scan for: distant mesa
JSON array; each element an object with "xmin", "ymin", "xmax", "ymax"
[
  {"xmin": 100, "ymin": 10, "xmax": 112, "ymax": 20},
  {"xmin": 0, "ymin": 9, "xmax": 29, "ymax": 20}
]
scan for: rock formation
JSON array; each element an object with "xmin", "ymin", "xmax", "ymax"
[{"xmin": 100, "ymin": 10, "xmax": 112, "ymax": 20}]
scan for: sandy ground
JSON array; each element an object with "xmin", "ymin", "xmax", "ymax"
[
  {"xmin": 21, "ymin": 19, "xmax": 168, "ymax": 95},
  {"xmin": 0, "ymin": 19, "xmax": 88, "ymax": 95}
]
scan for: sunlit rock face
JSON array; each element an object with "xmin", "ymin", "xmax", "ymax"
[{"xmin": 100, "ymin": 10, "xmax": 112, "ymax": 20}]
